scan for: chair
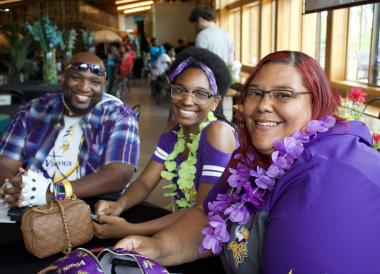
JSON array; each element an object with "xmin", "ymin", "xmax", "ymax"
[
  {"xmin": 0, "ymin": 89, "xmax": 26, "ymax": 118},
  {"xmin": 0, "ymin": 88, "xmax": 26, "ymax": 105},
  {"xmin": 152, "ymin": 73, "xmax": 171, "ymax": 105},
  {"xmin": 0, "ymin": 89, "xmax": 26, "ymax": 134},
  {"xmin": 132, "ymin": 104, "xmax": 141, "ymax": 121},
  {"xmin": 362, "ymin": 96, "xmax": 380, "ymax": 118}
]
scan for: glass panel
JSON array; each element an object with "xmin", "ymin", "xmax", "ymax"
[
  {"xmin": 242, "ymin": 3, "xmax": 259, "ymax": 65},
  {"xmin": 346, "ymin": 4, "xmax": 374, "ymax": 83},
  {"xmin": 371, "ymin": 3, "xmax": 380, "ymax": 85},
  {"xmin": 301, "ymin": 10, "xmax": 327, "ymax": 68},
  {"xmin": 318, "ymin": 11, "xmax": 328, "ymax": 68},
  {"xmin": 228, "ymin": 8, "xmax": 241, "ymax": 61}
]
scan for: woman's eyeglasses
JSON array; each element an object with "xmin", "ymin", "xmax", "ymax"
[
  {"xmin": 170, "ymin": 84, "xmax": 215, "ymax": 103},
  {"xmin": 245, "ymin": 87, "xmax": 311, "ymax": 103},
  {"xmin": 66, "ymin": 62, "xmax": 105, "ymax": 76}
]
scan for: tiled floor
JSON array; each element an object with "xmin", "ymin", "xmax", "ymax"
[{"xmin": 121, "ymin": 78, "xmax": 172, "ymax": 209}]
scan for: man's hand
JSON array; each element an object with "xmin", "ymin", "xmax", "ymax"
[
  {"xmin": 114, "ymin": 235, "xmax": 164, "ymax": 262},
  {"xmin": 93, "ymin": 215, "xmax": 132, "ymax": 239},
  {"xmin": 19, "ymin": 169, "xmax": 52, "ymax": 207},
  {"xmin": 95, "ymin": 200, "xmax": 125, "ymax": 216}
]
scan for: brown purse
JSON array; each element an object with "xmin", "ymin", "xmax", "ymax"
[{"xmin": 20, "ymin": 197, "xmax": 94, "ymax": 258}]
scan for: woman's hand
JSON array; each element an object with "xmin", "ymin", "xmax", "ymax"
[
  {"xmin": 93, "ymin": 215, "xmax": 134, "ymax": 239},
  {"xmin": 114, "ymin": 235, "xmax": 164, "ymax": 261},
  {"xmin": 0, "ymin": 176, "xmax": 23, "ymax": 207},
  {"xmin": 95, "ymin": 200, "xmax": 124, "ymax": 216}
]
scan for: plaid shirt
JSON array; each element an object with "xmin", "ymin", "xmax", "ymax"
[{"xmin": 0, "ymin": 93, "xmax": 139, "ymax": 176}]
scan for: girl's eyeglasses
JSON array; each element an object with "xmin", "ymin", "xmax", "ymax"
[{"xmin": 170, "ymin": 84, "xmax": 215, "ymax": 103}]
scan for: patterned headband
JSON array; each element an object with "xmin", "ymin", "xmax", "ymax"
[{"xmin": 168, "ymin": 57, "xmax": 218, "ymax": 95}]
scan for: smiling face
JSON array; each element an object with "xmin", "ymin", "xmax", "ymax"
[
  {"xmin": 171, "ymin": 67, "xmax": 219, "ymax": 133},
  {"xmin": 62, "ymin": 53, "xmax": 105, "ymax": 116},
  {"xmin": 243, "ymin": 63, "xmax": 313, "ymax": 155}
]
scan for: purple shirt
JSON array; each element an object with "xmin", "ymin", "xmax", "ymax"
[
  {"xmin": 205, "ymin": 121, "xmax": 380, "ymax": 273},
  {"xmin": 152, "ymin": 121, "xmax": 236, "ymax": 202}
]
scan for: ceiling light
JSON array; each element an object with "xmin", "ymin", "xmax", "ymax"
[
  {"xmin": 117, "ymin": 0, "xmax": 153, "ymax": 11},
  {"xmin": 0, "ymin": 0, "xmax": 22, "ymax": 5},
  {"xmin": 115, "ymin": 0, "xmax": 139, "ymax": 5},
  {"xmin": 123, "ymin": 6, "xmax": 151, "ymax": 15}
]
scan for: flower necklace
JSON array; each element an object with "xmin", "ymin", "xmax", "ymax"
[
  {"xmin": 161, "ymin": 111, "xmax": 217, "ymax": 210},
  {"xmin": 200, "ymin": 115, "xmax": 336, "ymax": 254}
]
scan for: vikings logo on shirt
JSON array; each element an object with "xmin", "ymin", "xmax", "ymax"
[{"xmin": 227, "ymin": 226, "xmax": 249, "ymax": 268}]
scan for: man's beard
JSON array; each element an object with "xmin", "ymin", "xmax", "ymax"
[{"xmin": 63, "ymin": 94, "xmax": 98, "ymax": 116}]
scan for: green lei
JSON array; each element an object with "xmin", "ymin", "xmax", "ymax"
[{"xmin": 161, "ymin": 111, "xmax": 217, "ymax": 210}]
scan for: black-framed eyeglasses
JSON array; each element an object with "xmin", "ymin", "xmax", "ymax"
[
  {"xmin": 66, "ymin": 62, "xmax": 105, "ymax": 76},
  {"xmin": 244, "ymin": 87, "xmax": 311, "ymax": 103},
  {"xmin": 170, "ymin": 84, "xmax": 215, "ymax": 103}
]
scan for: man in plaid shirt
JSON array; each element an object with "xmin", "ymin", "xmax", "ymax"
[{"xmin": 0, "ymin": 52, "xmax": 139, "ymax": 207}]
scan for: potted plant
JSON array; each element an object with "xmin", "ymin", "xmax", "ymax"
[
  {"xmin": 25, "ymin": 16, "xmax": 62, "ymax": 84},
  {"xmin": 0, "ymin": 25, "xmax": 33, "ymax": 83}
]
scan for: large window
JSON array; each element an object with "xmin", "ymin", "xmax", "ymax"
[
  {"xmin": 302, "ymin": 11, "xmax": 327, "ymax": 68},
  {"xmin": 370, "ymin": 4, "xmax": 380, "ymax": 85},
  {"xmin": 242, "ymin": 2, "xmax": 260, "ymax": 65},
  {"xmin": 228, "ymin": 7, "xmax": 241, "ymax": 61},
  {"xmin": 346, "ymin": 3, "xmax": 377, "ymax": 84}
]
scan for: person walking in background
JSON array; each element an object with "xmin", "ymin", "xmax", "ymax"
[
  {"xmin": 151, "ymin": 43, "xmax": 176, "ymax": 103},
  {"xmin": 189, "ymin": 5, "xmax": 233, "ymax": 66},
  {"xmin": 149, "ymin": 37, "xmax": 165, "ymax": 67}
]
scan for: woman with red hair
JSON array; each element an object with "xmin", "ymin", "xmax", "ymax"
[{"xmin": 114, "ymin": 51, "xmax": 380, "ymax": 273}]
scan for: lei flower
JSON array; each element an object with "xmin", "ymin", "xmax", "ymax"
[
  {"xmin": 161, "ymin": 111, "xmax": 217, "ymax": 210},
  {"xmin": 200, "ymin": 115, "xmax": 336, "ymax": 254}
]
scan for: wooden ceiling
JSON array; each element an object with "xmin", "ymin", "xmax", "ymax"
[
  {"xmin": 83, "ymin": 0, "xmax": 118, "ymax": 15},
  {"xmin": 0, "ymin": 0, "xmax": 119, "ymax": 15}
]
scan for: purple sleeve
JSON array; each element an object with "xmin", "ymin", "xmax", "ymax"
[
  {"xmin": 197, "ymin": 126, "xmax": 235, "ymax": 185},
  {"xmin": 202, "ymin": 149, "xmax": 239, "ymax": 213},
  {"xmin": 150, "ymin": 127, "xmax": 177, "ymax": 164},
  {"xmin": 262, "ymin": 159, "xmax": 380, "ymax": 273}
]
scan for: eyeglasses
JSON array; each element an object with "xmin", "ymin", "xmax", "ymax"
[
  {"xmin": 170, "ymin": 84, "xmax": 215, "ymax": 103},
  {"xmin": 66, "ymin": 62, "xmax": 105, "ymax": 76},
  {"xmin": 244, "ymin": 87, "xmax": 311, "ymax": 103}
]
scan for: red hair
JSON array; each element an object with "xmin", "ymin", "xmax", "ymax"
[{"xmin": 235, "ymin": 51, "xmax": 341, "ymax": 167}]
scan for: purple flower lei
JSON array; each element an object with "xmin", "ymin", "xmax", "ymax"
[{"xmin": 199, "ymin": 115, "xmax": 336, "ymax": 254}]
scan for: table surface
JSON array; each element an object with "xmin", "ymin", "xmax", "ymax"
[{"xmin": 0, "ymin": 201, "xmax": 225, "ymax": 274}]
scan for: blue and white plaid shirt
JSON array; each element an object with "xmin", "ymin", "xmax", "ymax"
[{"xmin": 0, "ymin": 93, "xmax": 139, "ymax": 177}]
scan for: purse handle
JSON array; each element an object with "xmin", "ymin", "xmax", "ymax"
[{"xmin": 32, "ymin": 196, "xmax": 77, "ymax": 254}]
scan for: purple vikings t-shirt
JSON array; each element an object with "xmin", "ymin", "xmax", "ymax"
[
  {"xmin": 151, "ymin": 121, "xmax": 236, "ymax": 203},
  {"xmin": 205, "ymin": 121, "xmax": 380, "ymax": 274}
]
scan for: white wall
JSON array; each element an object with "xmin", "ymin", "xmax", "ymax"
[
  {"xmin": 152, "ymin": 3, "xmax": 197, "ymax": 46},
  {"xmin": 118, "ymin": 14, "xmax": 136, "ymax": 32}
]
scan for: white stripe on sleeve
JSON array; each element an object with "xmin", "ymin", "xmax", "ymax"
[
  {"xmin": 202, "ymin": 165, "xmax": 225, "ymax": 172},
  {"xmin": 201, "ymin": 171, "xmax": 223, "ymax": 177},
  {"xmin": 154, "ymin": 146, "xmax": 168, "ymax": 161},
  {"xmin": 156, "ymin": 146, "xmax": 168, "ymax": 158}
]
